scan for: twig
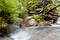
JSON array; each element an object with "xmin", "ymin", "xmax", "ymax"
[
  {"xmin": 40, "ymin": 4, "xmax": 60, "ymax": 15},
  {"xmin": 45, "ymin": 4, "xmax": 60, "ymax": 14}
]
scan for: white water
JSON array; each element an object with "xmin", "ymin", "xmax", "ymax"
[
  {"xmin": 10, "ymin": 28, "xmax": 60, "ymax": 40},
  {"xmin": 51, "ymin": 17, "xmax": 60, "ymax": 27},
  {"xmin": 9, "ymin": 17, "xmax": 60, "ymax": 40}
]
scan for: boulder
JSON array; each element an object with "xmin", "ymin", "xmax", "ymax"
[
  {"xmin": 0, "ymin": 26, "xmax": 10, "ymax": 36},
  {"xmin": 28, "ymin": 19, "xmax": 37, "ymax": 26}
]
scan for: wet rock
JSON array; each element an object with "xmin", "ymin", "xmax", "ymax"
[
  {"xmin": 19, "ymin": 19, "xmax": 29, "ymax": 27},
  {"xmin": 38, "ymin": 21, "xmax": 44, "ymax": 26},
  {"xmin": 0, "ymin": 26, "xmax": 11, "ymax": 36},
  {"xmin": 25, "ymin": 16, "xmax": 33, "ymax": 20},
  {"xmin": 44, "ymin": 21, "xmax": 51, "ymax": 26},
  {"xmin": 56, "ymin": 17, "xmax": 60, "ymax": 24},
  {"xmin": 28, "ymin": 19, "xmax": 37, "ymax": 26}
]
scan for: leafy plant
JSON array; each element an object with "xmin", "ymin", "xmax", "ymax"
[
  {"xmin": 19, "ymin": 0, "xmax": 40, "ymax": 18},
  {"xmin": 52, "ymin": 0, "xmax": 60, "ymax": 15},
  {"xmin": 0, "ymin": 0, "xmax": 19, "ymax": 24},
  {"xmin": 33, "ymin": 15, "xmax": 44, "ymax": 22}
]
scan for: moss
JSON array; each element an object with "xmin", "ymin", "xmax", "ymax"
[{"xmin": 33, "ymin": 15, "xmax": 44, "ymax": 23}]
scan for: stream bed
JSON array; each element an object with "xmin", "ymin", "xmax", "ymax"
[
  {"xmin": 0, "ymin": 17, "xmax": 60, "ymax": 40},
  {"xmin": 1, "ymin": 27, "xmax": 60, "ymax": 40}
]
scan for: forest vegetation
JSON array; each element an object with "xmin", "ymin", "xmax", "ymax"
[{"xmin": 0, "ymin": 0, "xmax": 60, "ymax": 36}]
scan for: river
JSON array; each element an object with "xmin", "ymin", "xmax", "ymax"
[{"xmin": 1, "ymin": 17, "xmax": 60, "ymax": 40}]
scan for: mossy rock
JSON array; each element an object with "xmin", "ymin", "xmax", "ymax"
[
  {"xmin": 0, "ymin": 25, "xmax": 11, "ymax": 36},
  {"xmin": 33, "ymin": 15, "xmax": 44, "ymax": 22}
]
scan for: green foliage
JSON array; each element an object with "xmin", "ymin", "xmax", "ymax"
[
  {"xmin": 0, "ymin": 17, "xmax": 6, "ymax": 24},
  {"xmin": 27, "ymin": 0, "xmax": 40, "ymax": 11},
  {"xmin": 0, "ymin": 0, "xmax": 59, "ymax": 26},
  {"xmin": 19, "ymin": 0, "xmax": 40, "ymax": 19},
  {"xmin": 0, "ymin": 17, "xmax": 8, "ymax": 27},
  {"xmin": 33, "ymin": 15, "xmax": 44, "ymax": 22},
  {"xmin": 52, "ymin": 0, "xmax": 60, "ymax": 15},
  {"xmin": 0, "ymin": 0, "xmax": 19, "ymax": 25}
]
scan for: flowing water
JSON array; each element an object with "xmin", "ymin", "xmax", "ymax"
[
  {"xmin": 10, "ymin": 28, "xmax": 60, "ymax": 40},
  {"xmin": 1, "ymin": 17, "xmax": 60, "ymax": 40}
]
